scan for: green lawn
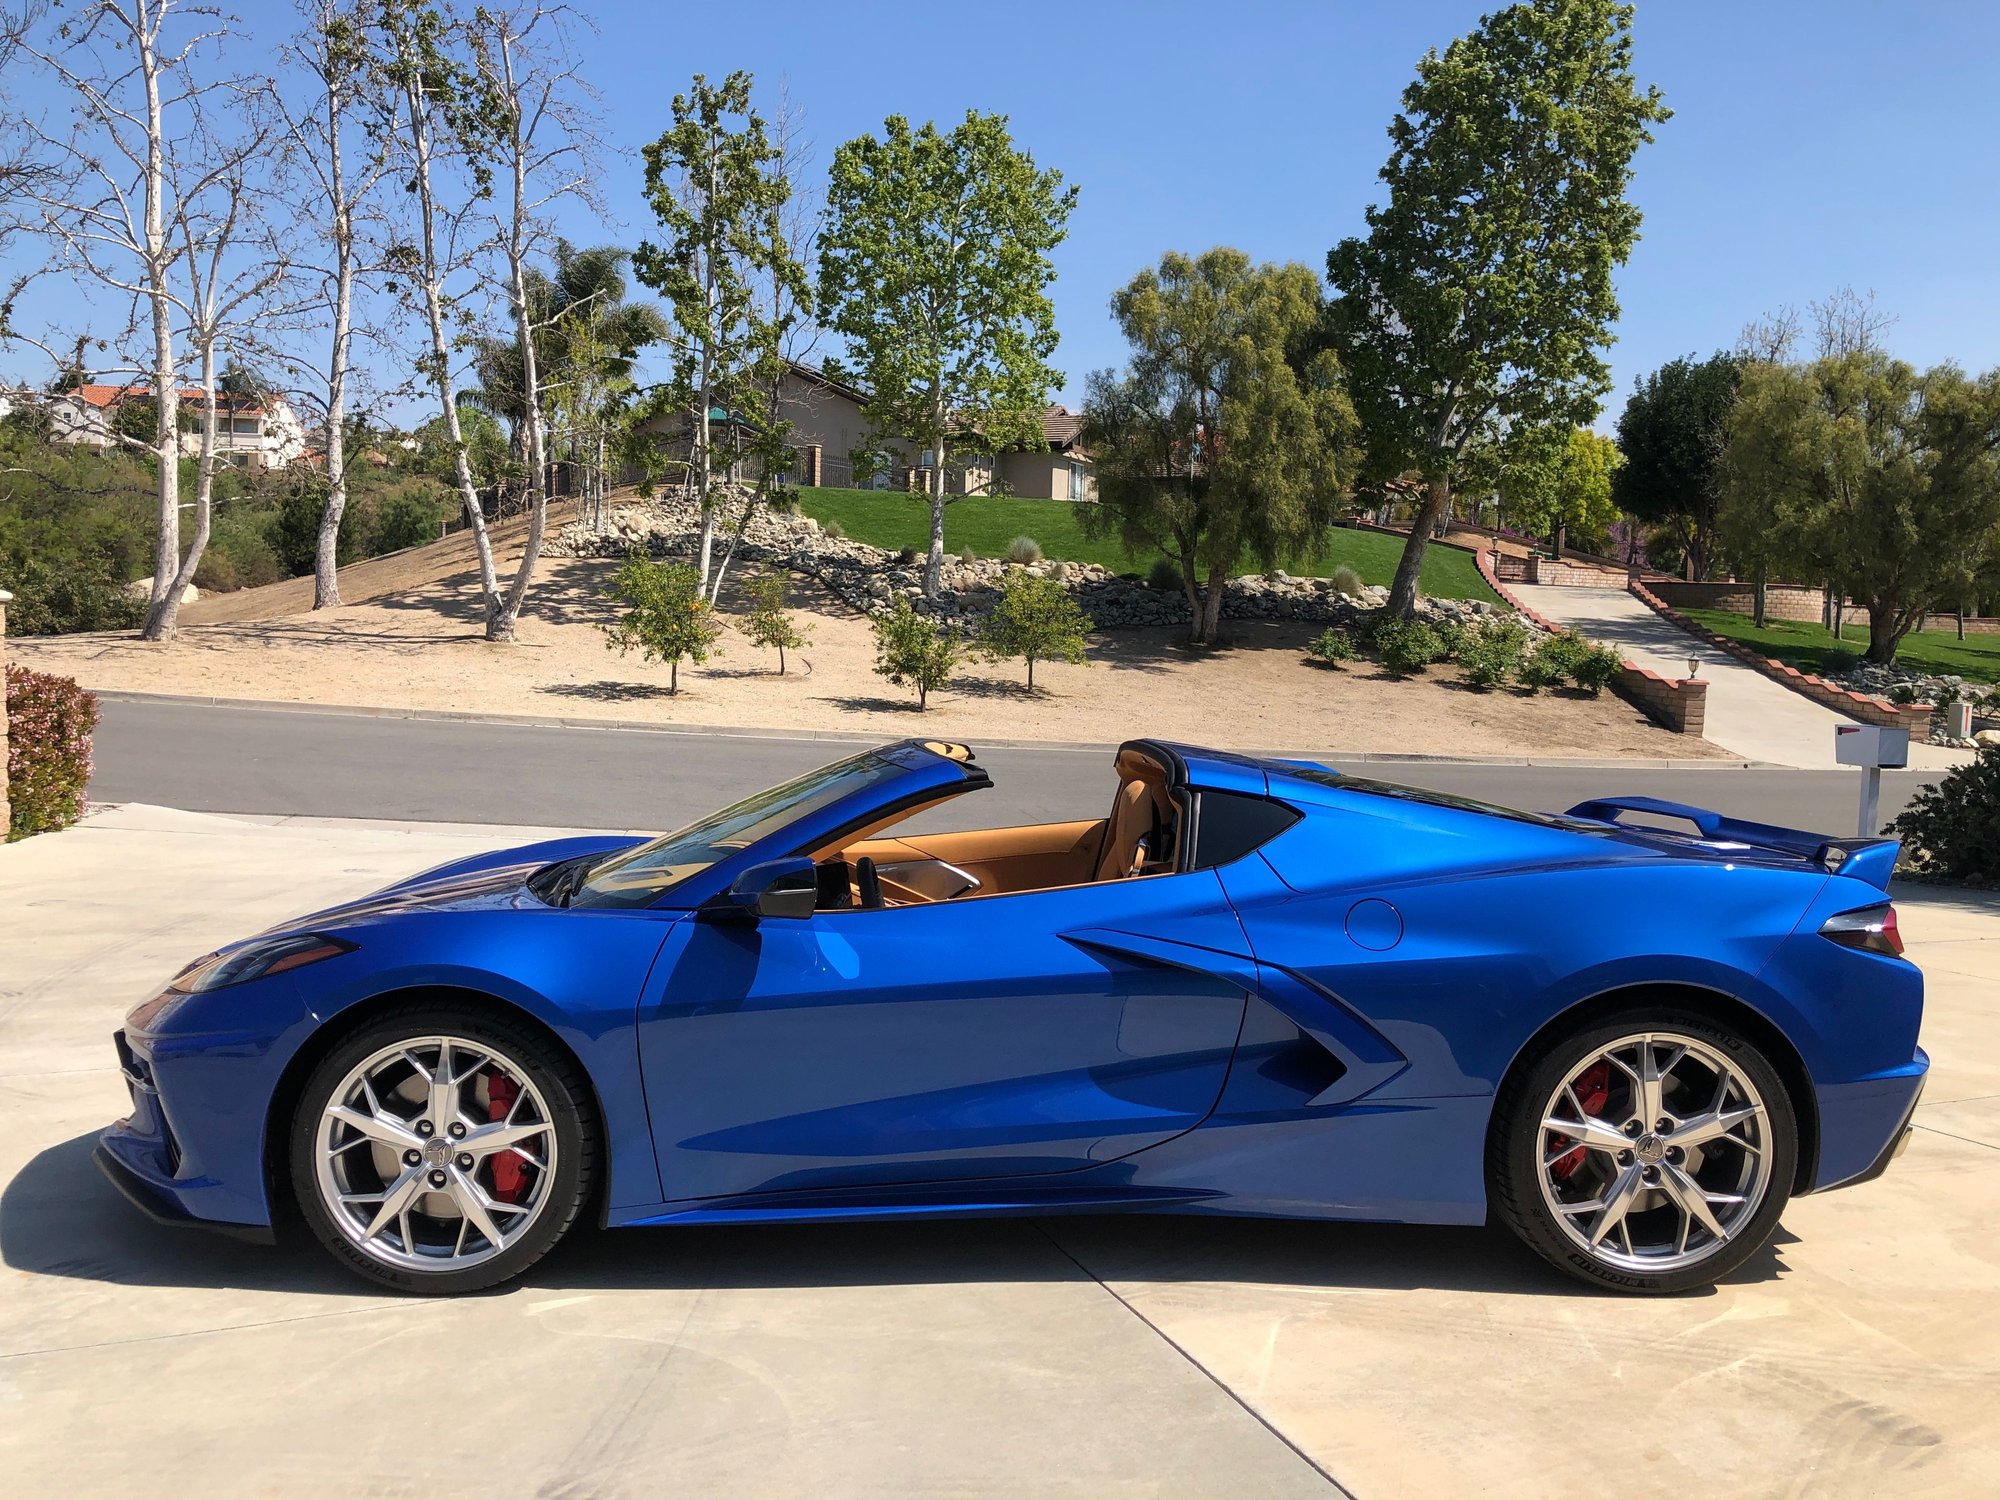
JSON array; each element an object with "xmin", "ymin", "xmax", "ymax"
[
  {"xmin": 1681, "ymin": 607, "xmax": 2000, "ymax": 685},
  {"xmin": 792, "ymin": 487, "xmax": 1500, "ymax": 603}
]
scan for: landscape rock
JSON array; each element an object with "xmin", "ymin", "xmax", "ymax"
[{"xmin": 544, "ymin": 493, "xmax": 1498, "ymax": 635}]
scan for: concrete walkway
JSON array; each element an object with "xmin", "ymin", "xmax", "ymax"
[
  {"xmin": 3, "ymin": 805, "xmax": 1998, "ymax": 1496},
  {"xmin": 1513, "ymin": 584, "xmax": 1971, "ymax": 771}
]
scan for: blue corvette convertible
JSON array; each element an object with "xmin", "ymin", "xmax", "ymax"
[{"xmin": 98, "ymin": 738, "xmax": 1926, "ymax": 1295}]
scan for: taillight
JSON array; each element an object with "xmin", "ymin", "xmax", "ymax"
[{"xmin": 1820, "ymin": 904, "xmax": 1903, "ymax": 957}]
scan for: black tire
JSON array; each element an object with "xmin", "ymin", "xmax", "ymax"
[
  {"xmin": 288, "ymin": 1001, "xmax": 598, "ymax": 1295},
  {"xmin": 1488, "ymin": 1007, "xmax": 1798, "ymax": 1294}
]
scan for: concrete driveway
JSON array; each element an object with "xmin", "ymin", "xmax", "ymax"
[
  {"xmin": 1511, "ymin": 584, "xmax": 1972, "ymax": 772},
  {"xmin": 3, "ymin": 807, "xmax": 1996, "ymax": 1498}
]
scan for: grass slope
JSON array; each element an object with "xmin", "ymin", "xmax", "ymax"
[
  {"xmin": 1681, "ymin": 607, "xmax": 2000, "ymax": 685},
  {"xmin": 793, "ymin": 487, "xmax": 1499, "ymax": 603}
]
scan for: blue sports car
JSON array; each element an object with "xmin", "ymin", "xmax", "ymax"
[{"xmin": 98, "ymin": 739, "xmax": 1926, "ymax": 1295}]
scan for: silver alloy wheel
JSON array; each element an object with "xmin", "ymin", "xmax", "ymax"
[
  {"xmin": 1536, "ymin": 1031, "xmax": 1774, "ymax": 1274},
  {"xmin": 313, "ymin": 1035, "xmax": 558, "ymax": 1273}
]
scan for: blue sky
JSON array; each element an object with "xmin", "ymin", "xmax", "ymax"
[{"xmin": 8, "ymin": 0, "xmax": 2000, "ymax": 425}]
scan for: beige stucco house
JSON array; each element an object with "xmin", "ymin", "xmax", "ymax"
[{"xmin": 637, "ymin": 361, "xmax": 1094, "ymax": 501}]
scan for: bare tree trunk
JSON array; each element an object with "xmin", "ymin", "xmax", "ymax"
[
  {"xmin": 923, "ymin": 396, "xmax": 947, "ymax": 597},
  {"xmin": 157, "ymin": 341, "xmax": 220, "ymax": 625},
  {"xmin": 313, "ymin": 97, "xmax": 354, "ymax": 610},
  {"xmin": 1199, "ymin": 565, "xmax": 1227, "ymax": 643},
  {"xmin": 1752, "ymin": 560, "xmax": 1767, "ymax": 629},
  {"xmin": 401, "ymin": 58, "xmax": 502, "ymax": 630},
  {"xmin": 137, "ymin": 11, "xmax": 182, "ymax": 642},
  {"xmin": 1387, "ymin": 474, "xmax": 1450, "ymax": 619}
]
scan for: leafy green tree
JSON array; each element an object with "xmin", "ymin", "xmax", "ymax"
[
  {"xmin": 870, "ymin": 596, "xmax": 959, "ymax": 710},
  {"xmin": 634, "ymin": 72, "xmax": 802, "ymax": 596},
  {"xmin": 1613, "ymin": 352, "xmax": 1741, "ymax": 583},
  {"xmin": 819, "ymin": 110, "xmax": 1076, "ymax": 597},
  {"xmin": 978, "ymin": 569, "xmax": 1090, "ymax": 689},
  {"xmin": 742, "ymin": 571, "xmax": 811, "ymax": 674},
  {"xmin": 600, "ymin": 555, "xmax": 723, "ymax": 693},
  {"xmin": 1325, "ymin": 0, "xmax": 1668, "ymax": 616},
  {"xmin": 1721, "ymin": 353, "xmax": 2000, "ymax": 663},
  {"xmin": 1500, "ymin": 427, "xmax": 1623, "ymax": 555},
  {"xmin": 1081, "ymin": 249, "xmax": 1356, "ymax": 644}
]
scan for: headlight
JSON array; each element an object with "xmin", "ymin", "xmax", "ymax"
[{"xmin": 170, "ymin": 933, "xmax": 357, "ymax": 994}]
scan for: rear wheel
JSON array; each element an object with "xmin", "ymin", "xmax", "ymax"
[
  {"xmin": 289, "ymin": 1004, "xmax": 596, "ymax": 1294},
  {"xmin": 1489, "ymin": 1010, "xmax": 1797, "ymax": 1293}
]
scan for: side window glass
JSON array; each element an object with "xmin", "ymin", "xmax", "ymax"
[{"xmin": 1189, "ymin": 791, "xmax": 1301, "ymax": 871}]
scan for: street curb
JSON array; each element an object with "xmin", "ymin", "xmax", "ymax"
[{"xmin": 91, "ymin": 687, "xmax": 1764, "ymax": 770}]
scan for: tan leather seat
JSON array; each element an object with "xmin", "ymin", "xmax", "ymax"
[{"xmin": 1094, "ymin": 777, "xmax": 1162, "ymax": 881}]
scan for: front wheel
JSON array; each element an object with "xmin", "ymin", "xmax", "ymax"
[
  {"xmin": 1489, "ymin": 1010, "xmax": 1797, "ymax": 1294},
  {"xmin": 289, "ymin": 1003, "xmax": 597, "ymax": 1294}
]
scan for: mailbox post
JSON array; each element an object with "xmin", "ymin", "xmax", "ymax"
[{"xmin": 1833, "ymin": 724, "xmax": 1909, "ymax": 838}]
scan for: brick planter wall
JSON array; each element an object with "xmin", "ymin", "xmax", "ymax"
[
  {"xmin": 1627, "ymin": 579, "xmax": 1933, "ymax": 732},
  {"xmin": 1473, "ymin": 551, "xmax": 1708, "ymax": 736},
  {"xmin": 1614, "ymin": 665, "xmax": 1706, "ymax": 735}
]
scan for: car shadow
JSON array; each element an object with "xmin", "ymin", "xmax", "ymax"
[{"xmin": 4, "ymin": 1130, "xmax": 1793, "ymax": 1301}]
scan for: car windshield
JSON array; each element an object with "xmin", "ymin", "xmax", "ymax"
[{"xmin": 564, "ymin": 751, "xmax": 907, "ymax": 909}]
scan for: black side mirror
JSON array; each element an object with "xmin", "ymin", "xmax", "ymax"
[{"xmin": 726, "ymin": 856, "xmax": 818, "ymax": 920}]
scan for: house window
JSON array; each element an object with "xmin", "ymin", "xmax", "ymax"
[
  {"xmin": 1068, "ymin": 461, "xmax": 1089, "ymax": 501},
  {"xmin": 231, "ymin": 417, "xmax": 260, "ymax": 436}
]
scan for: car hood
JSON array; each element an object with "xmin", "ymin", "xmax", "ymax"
[{"xmin": 266, "ymin": 833, "xmax": 646, "ymax": 933}]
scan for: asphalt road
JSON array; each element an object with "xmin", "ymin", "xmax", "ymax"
[{"xmin": 90, "ymin": 697, "xmax": 1942, "ymax": 839}]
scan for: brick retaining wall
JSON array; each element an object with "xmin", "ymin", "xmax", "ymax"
[
  {"xmin": 1627, "ymin": 580, "xmax": 1933, "ymax": 732},
  {"xmin": 1646, "ymin": 579, "xmax": 1828, "ymax": 622}
]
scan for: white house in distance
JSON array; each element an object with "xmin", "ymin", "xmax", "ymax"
[{"xmin": 42, "ymin": 382, "xmax": 308, "ymax": 469}]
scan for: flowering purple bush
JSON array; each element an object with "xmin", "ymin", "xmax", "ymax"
[{"xmin": 7, "ymin": 665, "xmax": 99, "ymax": 839}]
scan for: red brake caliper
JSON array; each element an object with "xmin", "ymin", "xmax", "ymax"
[
  {"xmin": 486, "ymin": 1069, "xmax": 526, "ymax": 1203},
  {"xmin": 1550, "ymin": 1061, "xmax": 1610, "ymax": 1180}
]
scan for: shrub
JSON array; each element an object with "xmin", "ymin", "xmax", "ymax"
[
  {"xmin": 599, "ymin": 553, "xmax": 722, "ymax": 694},
  {"xmin": 742, "ymin": 572, "xmax": 812, "ymax": 674},
  {"xmin": 1306, "ymin": 626, "xmax": 1357, "ymax": 668},
  {"xmin": 821, "ymin": 517, "xmax": 844, "ymax": 540},
  {"xmin": 7, "ymin": 665, "xmax": 99, "ymax": 839},
  {"xmin": 978, "ymin": 569, "xmax": 1091, "ymax": 690},
  {"xmin": 368, "ymin": 484, "xmax": 447, "ymax": 554},
  {"xmin": 1522, "ymin": 628, "xmax": 1590, "ymax": 691},
  {"xmin": 1890, "ymin": 747, "xmax": 2000, "ymax": 882},
  {"xmin": 1456, "ymin": 617, "xmax": 1532, "ymax": 689},
  {"xmin": 1373, "ymin": 617, "xmax": 1445, "ymax": 676},
  {"xmin": 1006, "ymin": 535, "xmax": 1042, "ymax": 565},
  {"xmin": 896, "ymin": 545, "xmax": 920, "ymax": 566},
  {"xmin": 200, "ymin": 503, "xmax": 286, "ymax": 592},
  {"xmin": 871, "ymin": 596, "xmax": 959, "ymax": 710},
  {"xmin": 1572, "ymin": 642, "xmax": 1625, "ymax": 696},
  {"xmin": 1433, "ymin": 618, "xmax": 1473, "ymax": 662},
  {"xmin": 1147, "ymin": 557, "xmax": 1183, "ymax": 593},
  {"xmin": 271, "ymin": 476, "xmax": 361, "ymax": 577},
  {"xmin": 0, "ymin": 551, "xmax": 146, "ymax": 635},
  {"xmin": 958, "ymin": 544, "xmax": 978, "ymax": 565},
  {"xmin": 1330, "ymin": 562, "xmax": 1365, "ymax": 597}
]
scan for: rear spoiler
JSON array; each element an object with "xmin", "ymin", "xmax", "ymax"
[{"xmin": 1565, "ymin": 795, "xmax": 1900, "ymax": 890}]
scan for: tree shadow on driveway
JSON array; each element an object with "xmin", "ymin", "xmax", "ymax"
[{"xmin": 5, "ymin": 1130, "xmax": 1794, "ymax": 1302}]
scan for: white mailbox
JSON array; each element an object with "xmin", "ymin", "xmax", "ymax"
[
  {"xmin": 1834, "ymin": 724, "xmax": 1909, "ymax": 769},
  {"xmin": 1835, "ymin": 724, "xmax": 1909, "ymax": 838}
]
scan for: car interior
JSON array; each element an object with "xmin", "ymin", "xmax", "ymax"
[{"xmin": 805, "ymin": 745, "xmax": 1183, "ymax": 909}]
